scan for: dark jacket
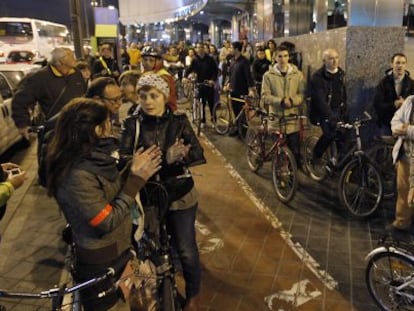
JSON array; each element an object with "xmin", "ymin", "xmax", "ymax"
[
  {"xmin": 11, "ymin": 65, "xmax": 86, "ymax": 127},
  {"xmin": 374, "ymin": 70, "xmax": 414, "ymax": 128},
  {"xmin": 229, "ymin": 55, "xmax": 255, "ymax": 96},
  {"xmin": 55, "ymin": 138, "xmax": 139, "ymax": 257},
  {"xmin": 120, "ymin": 108, "xmax": 206, "ymax": 204},
  {"xmin": 252, "ymin": 57, "xmax": 271, "ymax": 83},
  {"xmin": 309, "ymin": 65, "xmax": 347, "ymax": 124},
  {"xmin": 185, "ymin": 53, "xmax": 218, "ymax": 82},
  {"xmin": 92, "ymin": 56, "xmax": 121, "ymax": 79}
]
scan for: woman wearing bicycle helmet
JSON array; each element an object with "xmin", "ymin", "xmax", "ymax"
[
  {"xmin": 46, "ymin": 98, "xmax": 161, "ymax": 310},
  {"xmin": 120, "ymin": 73, "xmax": 206, "ymax": 311}
]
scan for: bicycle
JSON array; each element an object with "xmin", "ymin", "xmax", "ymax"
[
  {"xmin": 186, "ymin": 75, "xmax": 215, "ymax": 136},
  {"xmin": 303, "ymin": 112, "xmax": 383, "ymax": 218},
  {"xmin": 213, "ymin": 92, "xmax": 260, "ymax": 140},
  {"xmin": 246, "ymin": 107, "xmax": 304, "ymax": 203},
  {"xmin": 365, "ymin": 233, "xmax": 414, "ymax": 310},
  {"xmin": 137, "ymin": 180, "xmax": 184, "ymax": 311},
  {"xmin": 0, "ymin": 249, "xmax": 135, "ymax": 310}
]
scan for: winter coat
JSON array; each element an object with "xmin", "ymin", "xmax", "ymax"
[
  {"xmin": 120, "ymin": 108, "xmax": 206, "ymax": 208},
  {"xmin": 55, "ymin": 138, "xmax": 143, "ymax": 262},
  {"xmin": 11, "ymin": 65, "xmax": 86, "ymax": 127},
  {"xmin": 374, "ymin": 70, "xmax": 414, "ymax": 128},
  {"xmin": 261, "ymin": 64, "xmax": 305, "ymax": 134}
]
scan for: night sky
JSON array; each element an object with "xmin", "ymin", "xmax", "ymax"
[{"xmin": 0, "ymin": 0, "xmax": 119, "ymax": 30}]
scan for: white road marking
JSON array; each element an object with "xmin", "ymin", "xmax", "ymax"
[
  {"xmin": 264, "ymin": 279, "xmax": 322, "ymax": 310},
  {"xmin": 201, "ymin": 137, "xmax": 338, "ymax": 291},
  {"xmin": 195, "ymin": 220, "xmax": 224, "ymax": 254}
]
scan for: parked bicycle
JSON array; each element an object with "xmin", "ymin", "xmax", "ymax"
[
  {"xmin": 246, "ymin": 107, "xmax": 305, "ymax": 203},
  {"xmin": 186, "ymin": 75, "xmax": 215, "ymax": 136},
  {"xmin": 213, "ymin": 92, "xmax": 260, "ymax": 140},
  {"xmin": 365, "ymin": 233, "xmax": 414, "ymax": 310},
  {"xmin": 303, "ymin": 112, "xmax": 383, "ymax": 218}
]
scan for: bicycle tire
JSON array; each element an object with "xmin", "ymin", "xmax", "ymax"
[
  {"xmin": 272, "ymin": 146, "xmax": 297, "ymax": 203},
  {"xmin": 160, "ymin": 276, "xmax": 182, "ymax": 311},
  {"xmin": 213, "ymin": 101, "xmax": 231, "ymax": 135},
  {"xmin": 367, "ymin": 144, "xmax": 396, "ymax": 200},
  {"xmin": 246, "ymin": 128, "xmax": 263, "ymax": 172},
  {"xmin": 192, "ymin": 99, "xmax": 202, "ymax": 136},
  {"xmin": 366, "ymin": 250, "xmax": 414, "ymax": 311},
  {"xmin": 303, "ymin": 135, "xmax": 328, "ymax": 182},
  {"xmin": 338, "ymin": 158, "xmax": 383, "ymax": 218}
]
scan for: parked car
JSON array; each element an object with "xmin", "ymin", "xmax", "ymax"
[
  {"xmin": 0, "ymin": 63, "xmax": 41, "ymax": 90},
  {"xmin": 0, "ymin": 63, "xmax": 41, "ymax": 155}
]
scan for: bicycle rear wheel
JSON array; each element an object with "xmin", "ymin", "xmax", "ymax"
[
  {"xmin": 366, "ymin": 250, "xmax": 414, "ymax": 311},
  {"xmin": 213, "ymin": 101, "xmax": 231, "ymax": 135},
  {"xmin": 338, "ymin": 158, "xmax": 383, "ymax": 218},
  {"xmin": 246, "ymin": 128, "xmax": 263, "ymax": 172},
  {"xmin": 272, "ymin": 146, "xmax": 297, "ymax": 203},
  {"xmin": 303, "ymin": 135, "xmax": 328, "ymax": 182}
]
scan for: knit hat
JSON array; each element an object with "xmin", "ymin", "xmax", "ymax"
[{"xmin": 137, "ymin": 73, "xmax": 170, "ymax": 98}]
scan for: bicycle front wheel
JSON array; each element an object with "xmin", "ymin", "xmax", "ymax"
[
  {"xmin": 160, "ymin": 276, "xmax": 182, "ymax": 311},
  {"xmin": 366, "ymin": 250, "xmax": 414, "ymax": 311},
  {"xmin": 213, "ymin": 101, "xmax": 231, "ymax": 135},
  {"xmin": 272, "ymin": 146, "xmax": 297, "ymax": 203},
  {"xmin": 339, "ymin": 159, "xmax": 383, "ymax": 218},
  {"xmin": 303, "ymin": 135, "xmax": 328, "ymax": 182},
  {"xmin": 246, "ymin": 127, "xmax": 263, "ymax": 172},
  {"xmin": 192, "ymin": 99, "xmax": 202, "ymax": 136}
]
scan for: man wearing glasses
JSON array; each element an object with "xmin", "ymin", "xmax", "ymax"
[{"xmin": 85, "ymin": 77, "xmax": 123, "ymax": 130}]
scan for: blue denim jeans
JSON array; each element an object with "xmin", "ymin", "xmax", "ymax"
[{"xmin": 167, "ymin": 204, "xmax": 200, "ymax": 298}]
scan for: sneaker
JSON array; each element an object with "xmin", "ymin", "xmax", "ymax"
[{"xmin": 385, "ymin": 223, "xmax": 411, "ymax": 233}]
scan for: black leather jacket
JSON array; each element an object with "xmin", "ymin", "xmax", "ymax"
[
  {"xmin": 120, "ymin": 108, "xmax": 206, "ymax": 202},
  {"xmin": 374, "ymin": 70, "xmax": 414, "ymax": 127}
]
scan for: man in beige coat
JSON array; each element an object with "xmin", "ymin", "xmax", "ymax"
[{"xmin": 261, "ymin": 45, "xmax": 305, "ymax": 166}]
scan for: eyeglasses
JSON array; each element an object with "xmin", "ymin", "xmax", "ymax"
[{"xmin": 102, "ymin": 95, "xmax": 122, "ymax": 104}]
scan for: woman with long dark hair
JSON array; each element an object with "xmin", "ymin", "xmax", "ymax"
[{"xmin": 47, "ymin": 97, "xmax": 162, "ymax": 311}]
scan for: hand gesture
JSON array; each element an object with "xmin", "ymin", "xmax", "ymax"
[
  {"xmin": 1, "ymin": 162, "xmax": 20, "ymax": 172},
  {"xmin": 394, "ymin": 96, "xmax": 404, "ymax": 109},
  {"xmin": 18, "ymin": 127, "xmax": 30, "ymax": 140},
  {"xmin": 166, "ymin": 139, "xmax": 191, "ymax": 164},
  {"xmin": 6, "ymin": 170, "xmax": 27, "ymax": 190},
  {"xmin": 393, "ymin": 123, "xmax": 408, "ymax": 136},
  {"xmin": 130, "ymin": 145, "xmax": 162, "ymax": 180}
]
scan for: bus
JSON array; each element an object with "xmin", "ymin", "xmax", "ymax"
[{"xmin": 0, "ymin": 17, "xmax": 73, "ymax": 63}]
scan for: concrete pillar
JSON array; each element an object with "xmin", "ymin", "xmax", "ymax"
[
  {"xmin": 314, "ymin": 0, "xmax": 328, "ymax": 32},
  {"xmin": 209, "ymin": 20, "xmax": 217, "ymax": 46},
  {"xmin": 349, "ymin": 0, "xmax": 404, "ymax": 27},
  {"xmin": 232, "ymin": 16, "xmax": 239, "ymax": 41},
  {"xmin": 256, "ymin": 0, "xmax": 274, "ymax": 41}
]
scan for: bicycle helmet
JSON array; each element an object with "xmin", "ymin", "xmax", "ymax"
[{"xmin": 141, "ymin": 46, "xmax": 162, "ymax": 58}]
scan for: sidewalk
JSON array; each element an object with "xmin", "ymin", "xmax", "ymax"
[{"xmin": 0, "ymin": 134, "xmax": 356, "ymax": 310}]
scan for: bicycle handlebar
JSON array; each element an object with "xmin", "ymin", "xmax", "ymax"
[
  {"xmin": 336, "ymin": 111, "xmax": 372, "ymax": 130},
  {"xmin": 0, "ymin": 249, "xmax": 135, "ymax": 300}
]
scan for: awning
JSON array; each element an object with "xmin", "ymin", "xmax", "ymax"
[{"xmin": 119, "ymin": 0, "xmax": 208, "ymax": 25}]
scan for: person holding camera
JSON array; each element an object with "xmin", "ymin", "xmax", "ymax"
[{"xmin": 0, "ymin": 163, "xmax": 27, "ymax": 236}]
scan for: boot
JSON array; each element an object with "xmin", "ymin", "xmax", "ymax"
[{"xmin": 183, "ymin": 295, "xmax": 200, "ymax": 311}]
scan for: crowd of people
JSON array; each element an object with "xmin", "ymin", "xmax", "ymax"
[{"xmin": 3, "ymin": 35, "xmax": 414, "ymax": 310}]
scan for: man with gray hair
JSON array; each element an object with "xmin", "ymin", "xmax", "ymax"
[{"xmin": 11, "ymin": 47, "xmax": 87, "ymax": 185}]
